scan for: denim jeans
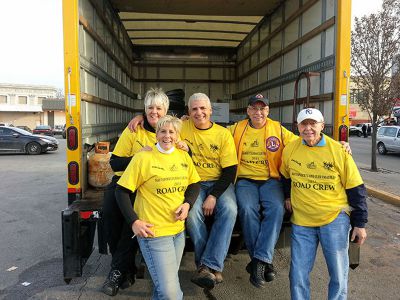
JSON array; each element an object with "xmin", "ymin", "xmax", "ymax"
[
  {"xmin": 235, "ymin": 178, "xmax": 285, "ymax": 263},
  {"xmin": 186, "ymin": 181, "xmax": 237, "ymax": 272},
  {"xmin": 138, "ymin": 231, "xmax": 185, "ymax": 300},
  {"xmin": 290, "ymin": 212, "xmax": 351, "ymax": 300}
]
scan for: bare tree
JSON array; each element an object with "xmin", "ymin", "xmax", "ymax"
[
  {"xmin": 56, "ymin": 88, "xmax": 64, "ymax": 99},
  {"xmin": 351, "ymin": 0, "xmax": 400, "ymax": 171}
]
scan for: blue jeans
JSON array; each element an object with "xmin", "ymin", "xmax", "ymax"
[
  {"xmin": 235, "ymin": 178, "xmax": 285, "ymax": 263},
  {"xmin": 290, "ymin": 212, "xmax": 351, "ymax": 300},
  {"xmin": 186, "ymin": 181, "xmax": 237, "ymax": 272},
  {"xmin": 138, "ymin": 231, "xmax": 185, "ymax": 300}
]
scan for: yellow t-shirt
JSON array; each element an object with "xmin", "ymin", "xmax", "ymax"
[
  {"xmin": 112, "ymin": 127, "xmax": 156, "ymax": 176},
  {"xmin": 236, "ymin": 126, "xmax": 269, "ymax": 180},
  {"xmin": 280, "ymin": 135, "xmax": 363, "ymax": 227},
  {"xmin": 180, "ymin": 120, "xmax": 238, "ymax": 181},
  {"xmin": 117, "ymin": 148, "xmax": 201, "ymax": 237}
]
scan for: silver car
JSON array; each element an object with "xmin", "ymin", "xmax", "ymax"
[{"xmin": 376, "ymin": 125, "xmax": 400, "ymax": 154}]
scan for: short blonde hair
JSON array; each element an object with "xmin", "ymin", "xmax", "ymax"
[
  {"xmin": 156, "ymin": 115, "xmax": 183, "ymax": 135},
  {"xmin": 144, "ymin": 87, "xmax": 169, "ymax": 113},
  {"xmin": 188, "ymin": 93, "xmax": 211, "ymax": 110}
]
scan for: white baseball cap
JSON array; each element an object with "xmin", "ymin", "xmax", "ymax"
[{"xmin": 297, "ymin": 108, "xmax": 324, "ymax": 124}]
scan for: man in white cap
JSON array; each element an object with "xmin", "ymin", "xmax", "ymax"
[{"xmin": 280, "ymin": 108, "xmax": 368, "ymax": 300}]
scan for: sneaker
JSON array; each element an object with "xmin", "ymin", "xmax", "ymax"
[
  {"xmin": 264, "ymin": 263, "xmax": 276, "ymax": 282},
  {"xmin": 102, "ymin": 269, "xmax": 124, "ymax": 296},
  {"xmin": 120, "ymin": 272, "xmax": 135, "ymax": 289},
  {"xmin": 248, "ymin": 259, "xmax": 266, "ymax": 289},
  {"xmin": 212, "ymin": 270, "xmax": 223, "ymax": 284},
  {"xmin": 191, "ymin": 265, "xmax": 216, "ymax": 290}
]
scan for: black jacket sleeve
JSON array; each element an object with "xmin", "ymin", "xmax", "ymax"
[
  {"xmin": 346, "ymin": 184, "xmax": 368, "ymax": 228},
  {"xmin": 115, "ymin": 185, "xmax": 138, "ymax": 226},
  {"xmin": 210, "ymin": 165, "xmax": 237, "ymax": 199},
  {"xmin": 109, "ymin": 154, "xmax": 132, "ymax": 172},
  {"xmin": 281, "ymin": 176, "xmax": 292, "ymax": 199},
  {"xmin": 184, "ymin": 182, "xmax": 200, "ymax": 208}
]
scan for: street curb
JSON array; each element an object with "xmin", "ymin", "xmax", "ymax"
[{"xmin": 366, "ymin": 185, "xmax": 400, "ymax": 207}]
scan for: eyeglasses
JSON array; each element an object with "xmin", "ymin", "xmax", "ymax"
[
  {"xmin": 298, "ymin": 120, "xmax": 323, "ymax": 128},
  {"xmin": 248, "ymin": 106, "xmax": 268, "ymax": 112}
]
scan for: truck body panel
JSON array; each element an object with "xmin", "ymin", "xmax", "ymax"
[{"xmin": 62, "ymin": 0, "xmax": 351, "ymax": 282}]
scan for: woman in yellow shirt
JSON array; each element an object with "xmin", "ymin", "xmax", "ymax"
[{"xmin": 116, "ymin": 115, "xmax": 201, "ymax": 300}]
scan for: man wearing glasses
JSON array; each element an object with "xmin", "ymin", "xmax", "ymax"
[{"xmin": 229, "ymin": 94, "xmax": 298, "ymax": 288}]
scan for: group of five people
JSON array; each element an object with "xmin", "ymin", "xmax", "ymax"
[{"xmin": 101, "ymin": 88, "xmax": 368, "ymax": 300}]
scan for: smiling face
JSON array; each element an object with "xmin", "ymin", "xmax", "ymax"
[
  {"xmin": 247, "ymin": 101, "xmax": 269, "ymax": 128},
  {"xmin": 189, "ymin": 99, "xmax": 212, "ymax": 129},
  {"xmin": 146, "ymin": 104, "xmax": 167, "ymax": 128},
  {"xmin": 156, "ymin": 123, "xmax": 178, "ymax": 151},
  {"xmin": 298, "ymin": 119, "xmax": 325, "ymax": 146}
]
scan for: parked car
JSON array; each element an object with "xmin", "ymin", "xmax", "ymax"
[
  {"xmin": 0, "ymin": 126, "xmax": 59, "ymax": 154},
  {"xmin": 16, "ymin": 125, "xmax": 32, "ymax": 133},
  {"xmin": 354, "ymin": 123, "xmax": 373, "ymax": 135},
  {"xmin": 53, "ymin": 125, "xmax": 64, "ymax": 135},
  {"xmin": 376, "ymin": 125, "xmax": 400, "ymax": 154},
  {"xmin": 349, "ymin": 126, "xmax": 363, "ymax": 137},
  {"xmin": 32, "ymin": 125, "xmax": 54, "ymax": 136},
  {"xmin": 62, "ymin": 124, "xmax": 66, "ymax": 139}
]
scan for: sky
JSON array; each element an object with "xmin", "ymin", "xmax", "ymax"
[{"xmin": 0, "ymin": 0, "xmax": 384, "ymax": 91}]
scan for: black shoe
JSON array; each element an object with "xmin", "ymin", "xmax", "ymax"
[
  {"xmin": 102, "ymin": 269, "xmax": 123, "ymax": 296},
  {"xmin": 249, "ymin": 259, "xmax": 266, "ymax": 288},
  {"xmin": 120, "ymin": 272, "xmax": 135, "ymax": 290},
  {"xmin": 191, "ymin": 265, "xmax": 216, "ymax": 290},
  {"xmin": 264, "ymin": 263, "xmax": 276, "ymax": 282}
]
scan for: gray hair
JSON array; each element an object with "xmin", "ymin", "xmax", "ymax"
[
  {"xmin": 188, "ymin": 93, "xmax": 211, "ymax": 109},
  {"xmin": 144, "ymin": 87, "xmax": 169, "ymax": 113},
  {"xmin": 156, "ymin": 115, "xmax": 183, "ymax": 136}
]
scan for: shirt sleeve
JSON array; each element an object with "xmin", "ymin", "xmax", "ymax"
[
  {"xmin": 117, "ymin": 152, "xmax": 146, "ymax": 192},
  {"xmin": 279, "ymin": 146, "xmax": 291, "ymax": 179},
  {"xmin": 281, "ymin": 126, "xmax": 299, "ymax": 146},
  {"xmin": 219, "ymin": 130, "xmax": 238, "ymax": 168},
  {"xmin": 113, "ymin": 127, "xmax": 136, "ymax": 157}
]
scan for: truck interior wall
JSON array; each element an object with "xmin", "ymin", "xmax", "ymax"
[
  {"xmin": 79, "ymin": 0, "xmax": 340, "ymax": 145},
  {"xmin": 233, "ymin": 0, "xmax": 336, "ymax": 136},
  {"xmin": 79, "ymin": 0, "xmax": 140, "ymax": 147}
]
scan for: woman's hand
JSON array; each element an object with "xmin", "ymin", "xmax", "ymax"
[
  {"xmin": 139, "ymin": 145, "xmax": 153, "ymax": 152},
  {"xmin": 132, "ymin": 220, "xmax": 155, "ymax": 237},
  {"xmin": 175, "ymin": 203, "xmax": 190, "ymax": 221},
  {"xmin": 128, "ymin": 115, "xmax": 144, "ymax": 132},
  {"xmin": 176, "ymin": 141, "xmax": 189, "ymax": 152}
]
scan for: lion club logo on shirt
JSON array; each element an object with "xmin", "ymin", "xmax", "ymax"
[{"xmin": 266, "ymin": 136, "xmax": 280, "ymax": 152}]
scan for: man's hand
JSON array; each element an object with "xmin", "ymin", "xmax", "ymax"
[
  {"xmin": 175, "ymin": 203, "xmax": 190, "ymax": 221},
  {"xmin": 128, "ymin": 115, "xmax": 144, "ymax": 132},
  {"xmin": 284, "ymin": 198, "xmax": 292, "ymax": 213},
  {"xmin": 132, "ymin": 219, "xmax": 155, "ymax": 238},
  {"xmin": 351, "ymin": 227, "xmax": 367, "ymax": 245},
  {"xmin": 180, "ymin": 115, "xmax": 190, "ymax": 121},
  {"xmin": 340, "ymin": 141, "xmax": 352, "ymax": 155},
  {"xmin": 176, "ymin": 141, "xmax": 189, "ymax": 152},
  {"xmin": 203, "ymin": 195, "xmax": 217, "ymax": 216}
]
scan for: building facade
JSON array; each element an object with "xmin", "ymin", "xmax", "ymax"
[{"xmin": 0, "ymin": 83, "xmax": 65, "ymax": 130}]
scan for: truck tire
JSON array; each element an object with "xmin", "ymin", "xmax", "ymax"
[
  {"xmin": 357, "ymin": 131, "xmax": 362, "ymax": 137},
  {"xmin": 26, "ymin": 142, "xmax": 42, "ymax": 155}
]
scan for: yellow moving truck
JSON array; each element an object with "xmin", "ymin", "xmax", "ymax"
[{"xmin": 61, "ymin": 0, "xmax": 352, "ymax": 283}]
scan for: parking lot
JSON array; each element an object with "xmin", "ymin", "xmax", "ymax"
[{"xmin": 0, "ymin": 139, "xmax": 399, "ymax": 299}]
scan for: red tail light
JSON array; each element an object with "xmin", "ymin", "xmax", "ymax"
[
  {"xmin": 67, "ymin": 126, "xmax": 78, "ymax": 150},
  {"xmin": 68, "ymin": 161, "xmax": 79, "ymax": 185},
  {"xmin": 339, "ymin": 125, "xmax": 348, "ymax": 142}
]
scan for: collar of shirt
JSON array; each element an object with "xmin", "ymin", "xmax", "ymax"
[{"xmin": 302, "ymin": 134, "xmax": 326, "ymax": 147}]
